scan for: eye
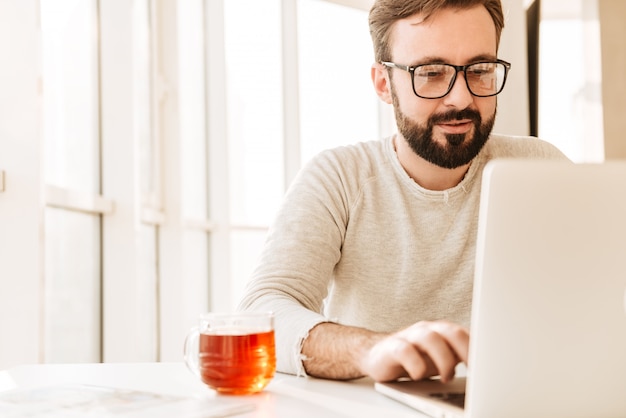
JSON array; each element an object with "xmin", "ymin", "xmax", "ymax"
[
  {"xmin": 415, "ymin": 65, "xmax": 449, "ymax": 80},
  {"xmin": 467, "ymin": 64, "xmax": 495, "ymax": 77}
]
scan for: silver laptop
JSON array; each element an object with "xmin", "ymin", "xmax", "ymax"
[{"xmin": 376, "ymin": 159, "xmax": 626, "ymax": 418}]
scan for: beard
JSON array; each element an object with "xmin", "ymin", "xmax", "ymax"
[{"xmin": 392, "ymin": 90, "xmax": 496, "ymax": 169}]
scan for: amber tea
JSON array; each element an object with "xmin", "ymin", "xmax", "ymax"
[
  {"xmin": 184, "ymin": 312, "xmax": 275, "ymax": 395},
  {"xmin": 199, "ymin": 329, "xmax": 275, "ymax": 394}
]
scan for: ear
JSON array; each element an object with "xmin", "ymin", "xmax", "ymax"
[{"xmin": 371, "ymin": 62, "xmax": 393, "ymax": 104}]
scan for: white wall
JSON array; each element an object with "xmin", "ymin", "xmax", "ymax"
[
  {"xmin": 0, "ymin": 0, "xmax": 43, "ymax": 369},
  {"xmin": 495, "ymin": 0, "xmax": 531, "ymax": 136}
]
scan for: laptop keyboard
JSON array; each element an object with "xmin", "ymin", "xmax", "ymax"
[{"xmin": 429, "ymin": 392, "xmax": 466, "ymax": 408}]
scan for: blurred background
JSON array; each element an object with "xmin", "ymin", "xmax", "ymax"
[{"xmin": 0, "ymin": 0, "xmax": 624, "ymax": 369}]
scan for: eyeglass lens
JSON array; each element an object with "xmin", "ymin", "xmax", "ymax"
[{"xmin": 413, "ymin": 62, "xmax": 507, "ymax": 98}]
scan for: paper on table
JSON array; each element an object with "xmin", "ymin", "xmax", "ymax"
[{"xmin": 0, "ymin": 383, "xmax": 254, "ymax": 418}]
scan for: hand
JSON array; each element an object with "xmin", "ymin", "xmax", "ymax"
[{"xmin": 360, "ymin": 320, "xmax": 469, "ymax": 383}]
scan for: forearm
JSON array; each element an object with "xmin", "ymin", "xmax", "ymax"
[
  {"xmin": 301, "ymin": 322, "xmax": 386, "ymax": 380},
  {"xmin": 301, "ymin": 320, "xmax": 470, "ymax": 383}
]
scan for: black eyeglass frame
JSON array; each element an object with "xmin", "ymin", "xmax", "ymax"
[{"xmin": 381, "ymin": 59, "xmax": 512, "ymax": 99}]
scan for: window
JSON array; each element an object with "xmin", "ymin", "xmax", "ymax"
[
  {"xmin": 40, "ymin": 0, "xmax": 103, "ymax": 363},
  {"xmin": 537, "ymin": 0, "xmax": 604, "ymax": 162},
  {"xmin": 298, "ymin": 0, "xmax": 385, "ymax": 162},
  {"xmin": 220, "ymin": 0, "xmax": 388, "ymax": 309}
]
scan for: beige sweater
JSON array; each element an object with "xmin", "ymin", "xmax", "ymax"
[{"xmin": 238, "ymin": 134, "xmax": 568, "ymax": 376}]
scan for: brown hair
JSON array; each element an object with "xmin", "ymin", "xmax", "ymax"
[{"xmin": 369, "ymin": 0, "xmax": 505, "ymax": 62}]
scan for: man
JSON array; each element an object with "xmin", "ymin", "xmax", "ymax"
[{"xmin": 238, "ymin": 0, "xmax": 567, "ymax": 383}]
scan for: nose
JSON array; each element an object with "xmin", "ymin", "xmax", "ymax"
[{"xmin": 442, "ymin": 71, "xmax": 474, "ymax": 109}]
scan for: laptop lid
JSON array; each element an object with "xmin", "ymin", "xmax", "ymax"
[{"xmin": 376, "ymin": 160, "xmax": 626, "ymax": 418}]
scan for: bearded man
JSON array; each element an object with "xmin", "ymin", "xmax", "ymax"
[{"xmin": 238, "ymin": 0, "xmax": 568, "ymax": 383}]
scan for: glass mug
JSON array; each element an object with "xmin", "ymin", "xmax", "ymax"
[{"xmin": 184, "ymin": 311, "xmax": 276, "ymax": 395}]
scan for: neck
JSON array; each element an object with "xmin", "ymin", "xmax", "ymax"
[{"xmin": 394, "ymin": 135, "xmax": 471, "ymax": 191}]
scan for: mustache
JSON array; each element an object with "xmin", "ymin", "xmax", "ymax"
[{"xmin": 428, "ymin": 108, "xmax": 482, "ymax": 126}]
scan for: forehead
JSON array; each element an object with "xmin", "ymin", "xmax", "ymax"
[{"xmin": 389, "ymin": 5, "xmax": 498, "ymax": 64}]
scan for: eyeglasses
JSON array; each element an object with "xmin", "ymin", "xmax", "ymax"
[{"xmin": 381, "ymin": 59, "xmax": 511, "ymax": 99}]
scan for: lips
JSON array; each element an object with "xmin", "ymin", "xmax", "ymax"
[
  {"xmin": 437, "ymin": 119, "xmax": 473, "ymax": 134},
  {"xmin": 428, "ymin": 109, "xmax": 481, "ymax": 135}
]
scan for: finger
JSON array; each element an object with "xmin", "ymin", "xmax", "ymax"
[
  {"xmin": 388, "ymin": 337, "xmax": 433, "ymax": 381},
  {"xmin": 365, "ymin": 336, "xmax": 430, "ymax": 382},
  {"xmin": 430, "ymin": 321, "xmax": 470, "ymax": 364},
  {"xmin": 399, "ymin": 321, "xmax": 470, "ymax": 382},
  {"xmin": 407, "ymin": 328, "xmax": 459, "ymax": 383},
  {"xmin": 363, "ymin": 336, "xmax": 406, "ymax": 381}
]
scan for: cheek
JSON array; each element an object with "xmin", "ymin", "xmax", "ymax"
[
  {"xmin": 475, "ymin": 97, "xmax": 497, "ymax": 121},
  {"xmin": 412, "ymin": 102, "xmax": 442, "ymax": 126},
  {"xmin": 395, "ymin": 90, "xmax": 439, "ymax": 124}
]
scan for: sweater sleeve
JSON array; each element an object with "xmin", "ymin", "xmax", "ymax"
[{"xmin": 237, "ymin": 148, "xmax": 358, "ymax": 376}]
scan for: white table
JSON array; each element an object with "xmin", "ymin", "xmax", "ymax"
[{"xmin": 0, "ymin": 362, "xmax": 425, "ymax": 417}]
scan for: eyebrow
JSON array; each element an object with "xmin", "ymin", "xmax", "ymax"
[{"xmin": 410, "ymin": 54, "xmax": 498, "ymax": 66}]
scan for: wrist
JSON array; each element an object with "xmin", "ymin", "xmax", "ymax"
[{"xmin": 301, "ymin": 322, "xmax": 385, "ymax": 380}]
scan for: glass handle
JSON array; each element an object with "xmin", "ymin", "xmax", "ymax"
[{"xmin": 183, "ymin": 326, "xmax": 200, "ymax": 377}]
